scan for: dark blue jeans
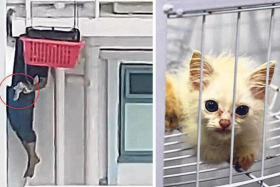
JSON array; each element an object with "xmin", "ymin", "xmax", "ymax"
[
  {"xmin": 7, "ymin": 36, "xmax": 48, "ymax": 143},
  {"xmin": 7, "ymin": 87, "xmax": 36, "ymax": 143}
]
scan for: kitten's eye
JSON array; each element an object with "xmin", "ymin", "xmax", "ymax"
[
  {"xmin": 205, "ymin": 100, "xmax": 218, "ymax": 112},
  {"xmin": 235, "ymin": 105, "xmax": 249, "ymax": 116}
]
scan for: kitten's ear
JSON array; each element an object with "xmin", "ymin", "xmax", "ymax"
[
  {"xmin": 189, "ymin": 50, "xmax": 213, "ymax": 90},
  {"xmin": 249, "ymin": 61, "xmax": 276, "ymax": 100}
]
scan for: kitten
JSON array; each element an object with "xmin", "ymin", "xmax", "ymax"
[{"xmin": 165, "ymin": 50, "xmax": 276, "ymax": 171}]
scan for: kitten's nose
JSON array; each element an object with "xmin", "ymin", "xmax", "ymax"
[{"xmin": 219, "ymin": 119, "xmax": 231, "ymax": 129}]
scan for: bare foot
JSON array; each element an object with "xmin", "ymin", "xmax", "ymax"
[{"xmin": 24, "ymin": 156, "xmax": 40, "ymax": 178}]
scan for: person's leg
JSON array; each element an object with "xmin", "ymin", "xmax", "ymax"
[
  {"xmin": 9, "ymin": 116, "xmax": 40, "ymax": 178},
  {"xmin": 8, "ymin": 120, "xmax": 40, "ymax": 178},
  {"xmin": 17, "ymin": 99, "xmax": 40, "ymax": 178},
  {"xmin": 22, "ymin": 141, "xmax": 40, "ymax": 178}
]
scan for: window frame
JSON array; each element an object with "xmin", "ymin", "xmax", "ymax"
[
  {"xmin": 105, "ymin": 50, "xmax": 153, "ymax": 185},
  {"xmin": 124, "ymin": 66, "xmax": 153, "ymax": 99},
  {"xmin": 118, "ymin": 63, "xmax": 153, "ymax": 163}
]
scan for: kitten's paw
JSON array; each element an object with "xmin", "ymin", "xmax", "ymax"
[
  {"xmin": 165, "ymin": 75, "xmax": 181, "ymax": 132},
  {"xmin": 233, "ymin": 153, "xmax": 255, "ymax": 172},
  {"xmin": 165, "ymin": 114, "xmax": 181, "ymax": 132}
]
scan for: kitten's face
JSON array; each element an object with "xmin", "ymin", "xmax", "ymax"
[
  {"xmin": 188, "ymin": 51, "xmax": 276, "ymax": 140},
  {"xmin": 201, "ymin": 81, "xmax": 261, "ymax": 140}
]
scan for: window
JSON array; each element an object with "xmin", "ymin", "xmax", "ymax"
[{"xmin": 118, "ymin": 63, "xmax": 153, "ymax": 163}]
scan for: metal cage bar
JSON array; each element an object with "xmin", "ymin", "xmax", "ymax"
[
  {"xmin": 161, "ymin": 1, "xmax": 280, "ymax": 187},
  {"xmin": 261, "ymin": 8, "xmax": 275, "ymax": 179},
  {"xmin": 155, "ymin": 0, "xmax": 168, "ymax": 187},
  {"xmin": 165, "ymin": 2, "xmax": 280, "ymax": 18},
  {"xmin": 165, "ymin": 0, "xmax": 280, "ymax": 13},
  {"xmin": 164, "ymin": 157, "xmax": 280, "ymax": 186},
  {"xmin": 196, "ymin": 14, "xmax": 206, "ymax": 187},
  {"xmin": 217, "ymin": 172, "xmax": 280, "ymax": 187},
  {"xmin": 246, "ymin": 173, "xmax": 269, "ymax": 187},
  {"xmin": 229, "ymin": 11, "xmax": 241, "ymax": 184}
]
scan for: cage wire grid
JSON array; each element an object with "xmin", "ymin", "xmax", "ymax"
[{"xmin": 157, "ymin": 2, "xmax": 280, "ymax": 187}]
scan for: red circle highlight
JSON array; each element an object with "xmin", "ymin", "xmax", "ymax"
[{"xmin": 0, "ymin": 73, "xmax": 40, "ymax": 110}]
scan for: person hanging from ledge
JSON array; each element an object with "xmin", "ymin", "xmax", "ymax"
[{"xmin": 6, "ymin": 36, "xmax": 49, "ymax": 178}]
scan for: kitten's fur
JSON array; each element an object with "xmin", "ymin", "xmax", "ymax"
[{"xmin": 165, "ymin": 50, "xmax": 276, "ymax": 171}]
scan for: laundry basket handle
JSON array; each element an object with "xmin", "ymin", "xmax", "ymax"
[
  {"xmin": 24, "ymin": 26, "xmax": 81, "ymax": 42},
  {"xmin": 25, "ymin": 0, "xmax": 79, "ymax": 28}
]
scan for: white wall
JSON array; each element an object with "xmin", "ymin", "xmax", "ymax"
[
  {"xmin": 7, "ymin": 41, "xmax": 153, "ymax": 187},
  {"xmin": 0, "ymin": 1, "xmax": 7, "ymax": 187},
  {"xmin": 6, "ymin": 2, "xmax": 153, "ymax": 184}
]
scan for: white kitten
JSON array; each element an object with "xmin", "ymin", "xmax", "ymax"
[{"xmin": 165, "ymin": 50, "xmax": 276, "ymax": 171}]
